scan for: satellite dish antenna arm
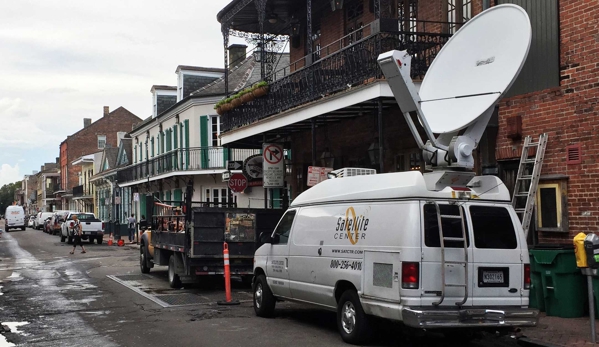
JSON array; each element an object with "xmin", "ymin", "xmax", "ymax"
[{"xmin": 378, "ymin": 51, "xmax": 449, "ymax": 153}]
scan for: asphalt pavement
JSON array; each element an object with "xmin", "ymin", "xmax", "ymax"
[{"xmin": 0, "ymin": 223, "xmax": 524, "ymax": 347}]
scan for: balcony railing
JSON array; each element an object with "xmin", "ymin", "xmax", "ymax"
[
  {"xmin": 222, "ymin": 26, "xmax": 451, "ymax": 133},
  {"xmin": 116, "ymin": 147, "xmax": 260, "ymax": 184},
  {"xmin": 73, "ymin": 185, "xmax": 92, "ymax": 197}
]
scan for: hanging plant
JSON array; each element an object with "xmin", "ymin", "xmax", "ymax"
[{"xmin": 251, "ymin": 81, "xmax": 269, "ymax": 98}]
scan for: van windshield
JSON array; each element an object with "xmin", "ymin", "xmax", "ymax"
[{"xmin": 469, "ymin": 206, "xmax": 517, "ymax": 249}]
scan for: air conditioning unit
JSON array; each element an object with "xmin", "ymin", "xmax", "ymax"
[{"xmin": 328, "ymin": 167, "xmax": 377, "ymax": 179}]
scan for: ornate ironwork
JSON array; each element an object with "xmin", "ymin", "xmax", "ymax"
[
  {"xmin": 374, "ymin": 0, "xmax": 380, "ymax": 19},
  {"xmin": 222, "ymin": 23, "xmax": 230, "ymax": 96},
  {"xmin": 116, "ymin": 148, "xmax": 260, "ymax": 184},
  {"xmin": 222, "ymin": 30, "xmax": 451, "ymax": 133},
  {"xmin": 307, "ymin": 0, "xmax": 312, "ymax": 60}
]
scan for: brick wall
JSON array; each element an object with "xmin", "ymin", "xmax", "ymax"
[
  {"xmin": 61, "ymin": 107, "xmax": 142, "ymax": 191},
  {"xmin": 496, "ymin": 0, "xmax": 599, "ymax": 242},
  {"xmin": 288, "ymin": 104, "xmax": 418, "ymax": 196}
]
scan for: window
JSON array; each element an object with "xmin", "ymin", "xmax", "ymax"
[
  {"xmin": 204, "ymin": 188, "xmax": 229, "ymax": 208},
  {"xmin": 398, "ymin": 0, "xmax": 418, "ymax": 33},
  {"xmin": 211, "ymin": 116, "xmax": 219, "ymax": 147},
  {"xmin": 536, "ymin": 181, "xmax": 568, "ymax": 232},
  {"xmin": 424, "ymin": 204, "xmax": 469, "ymax": 248},
  {"xmin": 273, "ymin": 210, "xmax": 296, "ymax": 245},
  {"xmin": 97, "ymin": 135, "xmax": 106, "ymax": 149},
  {"xmin": 470, "ymin": 206, "xmax": 517, "ymax": 249},
  {"xmin": 345, "ymin": 0, "xmax": 364, "ymax": 45},
  {"xmin": 446, "ymin": 0, "xmax": 472, "ymax": 34}
]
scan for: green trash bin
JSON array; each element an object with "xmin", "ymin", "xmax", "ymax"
[{"xmin": 529, "ymin": 244, "xmax": 586, "ymax": 318}]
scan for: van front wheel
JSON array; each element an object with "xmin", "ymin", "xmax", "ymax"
[
  {"xmin": 337, "ymin": 290, "xmax": 371, "ymax": 345},
  {"xmin": 253, "ymin": 274, "xmax": 275, "ymax": 317}
]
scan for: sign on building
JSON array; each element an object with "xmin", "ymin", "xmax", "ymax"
[
  {"xmin": 307, "ymin": 166, "xmax": 333, "ymax": 187},
  {"xmin": 262, "ymin": 143, "xmax": 284, "ymax": 188}
]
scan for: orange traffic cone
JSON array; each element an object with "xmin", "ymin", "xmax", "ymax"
[
  {"xmin": 217, "ymin": 242, "xmax": 239, "ymax": 306},
  {"xmin": 117, "ymin": 239, "xmax": 124, "ymax": 247},
  {"xmin": 107, "ymin": 233, "xmax": 113, "ymax": 246}
]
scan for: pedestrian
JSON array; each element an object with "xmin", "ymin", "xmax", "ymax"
[
  {"xmin": 127, "ymin": 213, "xmax": 137, "ymax": 244},
  {"xmin": 69, "ymin": 215, "xmax": 86, "ymax": 254}
]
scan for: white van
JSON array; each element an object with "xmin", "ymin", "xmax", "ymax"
[
  {"xmin": 5, "ymin": 205, "xmax": 26, "ymax": 231},
  {"xmin": 252, "ymin": 171, "xmax": 538, "ymax": 344}
]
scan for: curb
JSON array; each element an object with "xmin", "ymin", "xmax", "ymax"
[{"xmin": 517, "ymin": 337, "xmax": 564, "ymax": 347}]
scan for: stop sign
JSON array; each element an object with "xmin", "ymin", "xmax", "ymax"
[{"xmin": 228, "ymin": 173, "xmax": 248, "ymax": 193}]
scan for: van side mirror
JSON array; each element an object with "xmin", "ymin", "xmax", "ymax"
[{"xmin": 259, "ymin": 232, "xmax": 273, "ymax": 244}]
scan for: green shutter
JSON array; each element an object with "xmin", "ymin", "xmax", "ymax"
[
  {"xmin": 200, "ymin": 116, "xmax": 209, "ymax": 168},
  {"xmin": 140, "ymin": 195, "xmax": 146, "ymax": 219},
  {"xmin": 166, "ymin": 191, "xmax": 171, "ymax": 202},
  {"xmin": 272, "ymin": 189, "xmax": 281, "ymax": 208},
  {"xmin": 184, "ymin": 119, "xmax": 190, "ymax": 169},
  {"xmin": 173, "ymin": 125, "xmax": 178, "ymax": 169},
  {"xmin": 151, "ymin": 137, "xmax": 155, "ymax": 157},
  {"xmin": 134, "ymin": 145, "xmax": 137, "ymax": 163},
  {"xmin": 174, "ymin": 189, "xmax": 182, "ymax": 202}
]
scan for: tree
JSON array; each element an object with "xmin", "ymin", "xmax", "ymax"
[{"xmin": 0, "ymin": 181, "xmax": 22, "ymax": 215}]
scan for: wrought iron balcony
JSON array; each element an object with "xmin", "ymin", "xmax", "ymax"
[
  {"xmin": 116, "ymin": 147, "xmax": 260, "ymax": 184},
  {"xmin": 73, "ymin": 185, "xmax": 92, "ymax": 198},
  {"xmin": 222, "ymin": 26, "xmax": 451, "ymax": 133}
]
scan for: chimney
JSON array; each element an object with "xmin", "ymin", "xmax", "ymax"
[
  {"xmin": 103, "ymin": 106, "xmax": 110, "ymax": 117},
  {"xmin": 228, "ymin": 44, "xmax": 248, "ymax": 67},
  {"xmin": 83, "ymin": 118, "xmax": 92, "ymax": 128}
]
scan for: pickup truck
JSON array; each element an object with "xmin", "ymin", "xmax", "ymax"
[{"xmin": 60, "ymin": 212, "xmax": 105, "ymax": 244}]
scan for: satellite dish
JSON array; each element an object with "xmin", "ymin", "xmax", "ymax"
[
  {"xmin": 378, "ymin": 4, "xmax": 531, "ymax": 169},
  {"xmin": 419, "ymin": 4, "xmax": 531, "ymax": 133}
]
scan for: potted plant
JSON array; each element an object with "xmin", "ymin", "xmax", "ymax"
[
  {"xmin": 231, "ymin": 92, "xmax": 243, "ymax": 108},
  {"xmin": 240, "ymin": 88, "xmax": 255, "ymax": 104},
  {"xmin": 221, "ymin": 97, "xmax": 234, "ymax": 112},
  {"xmin": 251, "ymin": 81, "xmax": 269, "ymax": 98},
  {"xmin": 214, "ymin": 99, "xmax": 226, "ymax": 115}
]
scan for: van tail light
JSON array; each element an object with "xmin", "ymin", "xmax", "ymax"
[
  {"xmin": 102, "ymin": 222, "xmax": 105, "ymax": 230},
  {"xmin": 402, "ymin": 262, "xmax": 420, "ymax": 289},
  {"xmin": 524, "ymin": 264, "xmax": 531, "ymax": 290}
]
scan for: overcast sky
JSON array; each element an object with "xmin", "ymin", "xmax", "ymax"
[{"xmin": 0, "ymin": 0, "xmax": 246, "ymax": 187}]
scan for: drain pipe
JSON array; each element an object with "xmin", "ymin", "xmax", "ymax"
[{"xmin": 483, "ymin": 0, "xmax": 490, "ymax": 10}]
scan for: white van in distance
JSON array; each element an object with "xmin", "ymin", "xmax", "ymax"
[
  {"xmin": 252, "ymin": 170, "xmax": 538, "ymax": 344},
  {"xmin": 5, "ymin": 205, "xmax": 26, "ymax": 231}
]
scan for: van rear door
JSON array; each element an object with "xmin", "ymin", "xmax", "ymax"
[
  {"xmin": 420, "ymin": 202, "xmax": 474, "ymax": 307},
  {"xmin": 468, "ymin": 204, "xmax": 524, "ymax": 306}
]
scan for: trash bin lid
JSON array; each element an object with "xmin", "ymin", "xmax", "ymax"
[
  {"xmin": 530, "ymin": 244, "xmax": 575, "ymax": 265},
  {"xmin": 531, "ymin": 243, "xmax": 574, "ymax": 250}
]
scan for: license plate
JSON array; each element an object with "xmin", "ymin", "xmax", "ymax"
[
  {"xmin": 483, "ymin": 272, "xmax": 504, "ymax": 283},
  {"xmin": 478, "ymin": 267, "xmax": 509, "ymax": 287}
]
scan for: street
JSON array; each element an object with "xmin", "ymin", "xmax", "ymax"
[{"xmin": 0, "ymin": 224, "xmax": 522, "ymax": 347}]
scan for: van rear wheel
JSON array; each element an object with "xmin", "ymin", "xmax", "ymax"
[
  {"xmin": 168, "ymin": 255, "xmax": 182, "ymax": 288},
  {"xmin": 253, "ymin": 274, "xmax": 275, "ymax": 317},
  {"xmin": 140, "ymin": 245, "xmax": 150, "ymax": 274},
  {"xmin": 337, "ymin": 290, "xmax": 371, "ymax": 345}
]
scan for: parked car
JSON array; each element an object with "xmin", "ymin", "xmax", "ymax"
[
  {"xmin": 47, "ymin": 211, "xmax": 70, "ymax": 235},
  {"xmin": 35, "ymin": 212, "xmax": 54, "ymax": 230},
  {"xmin": 43, "ymin": 217, "xmax": 53, "ymax": 233},
  {"xmin": 4, "ymin": 206, "xmax": 25, "ymax": 231},
  {"xmin": 61, "ymin": 212, "xmax": 104, "ymax": 244},
  {"xmin": 27, "ymin": 216, "xmax": 35, "ymax": 228}
]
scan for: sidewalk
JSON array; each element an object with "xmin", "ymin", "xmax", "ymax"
[{"xmin": 519, "ymin": 313, "xmax": 598, "ymax": 346}]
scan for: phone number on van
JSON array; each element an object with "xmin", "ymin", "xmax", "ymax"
[{"xmin": 330, "ymin": 260, "xmax": 362, "ymax": 271}]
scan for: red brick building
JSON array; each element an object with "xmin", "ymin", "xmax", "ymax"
[
  {"xmin": 218, "ymin": 0, "xmax": 595, "ymax": 243},
  {"xmin": 58, "ymin": 106, "xmax": 142, "ymax": 211}
]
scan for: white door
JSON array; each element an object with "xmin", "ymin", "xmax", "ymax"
[
  {"xmin": 266, "ymin": 210, "xmax": 296, "ymax": 298},
  {"xmin": 208, "ymin": 116, "xmax": 224, "ymax": 168},
  {"xmin": 420, "ymin": 202, "xmax": 474, "ymax": 307},
  {"xmin": 204, "ymin": 187, "xmax": 229, "ymax": 208},
  {"xmin": 468, "ymin": 204, "xmax": 524, "ymax": 306}
]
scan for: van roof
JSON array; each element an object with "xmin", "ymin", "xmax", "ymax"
[{"xmin": 290, "ymin": 171, "xmax": 510, "ymax": 207}]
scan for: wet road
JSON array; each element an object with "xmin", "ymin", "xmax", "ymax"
[{"xmin": 0, "ymin": 225, "xmax": 523, "ymax": 347}]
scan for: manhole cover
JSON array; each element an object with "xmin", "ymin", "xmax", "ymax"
[
  {"xmin": 155, "ymin": 293, "xmax": 208, "ymax": 306},
  {"xmin": 116, "ymin": 274, "xmax": 152, "ymax": 281}
]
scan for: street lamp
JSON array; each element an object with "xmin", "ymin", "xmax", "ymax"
[
  {"xmin": 330, "ymin": 0, "xmax": 344, "ymax": 11},
  {"xmin": 320, "ymin": 149, "xmax": 334, "ymax": 168},
  {"xmin": 253, "ymin": 44, "xmax": 263, "ymax": 62}
]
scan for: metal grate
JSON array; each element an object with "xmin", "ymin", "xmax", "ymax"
[
  {"xmin": 155, "ymin": 293, "xmax": 208, "ymax": 306},
  {"xmin": 373, "ymin": 263, "xmax": 393, "ymax": 288},
  {"xmin": 115, "ymin": 274, "xmax": 152, "ymax": 281}
]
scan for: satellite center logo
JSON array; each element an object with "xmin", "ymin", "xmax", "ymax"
[
  {"xmin": 334, "ymin": 207, "xmax": 369, "ymax": 245},
  {"xmin": 476, "ymin": 56, "xmax": 495, "ymax": 66}
]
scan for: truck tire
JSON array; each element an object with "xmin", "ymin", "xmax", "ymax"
[
  {"xmin": 168, "ymin": 255, "xmax": 182, "ymax": 288},
  {"xmin": 253, "ymin": 274, "xmax": 275, "ymax": 317},
  {"xmin": 337, "ymin": 290, "xmax": 371, "ymax": 345},
  {"xmin": 60, "ymin": 234, "xmax": 65, "ymax": 242},
  {"xmin": 97, "ymin": 236, "xmax": 103, "ymax": 244},
  {"xmin": 140, "ymin": 245, "xmax": 151, "ymax": 274}
]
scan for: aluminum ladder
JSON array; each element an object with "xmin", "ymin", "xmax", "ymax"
[
  {"xmin": 512, "ymin": 133, "xmax": 548, "ymax": 238},
  {"xmin": 430, "ymin": 202, "xmax": 468, "ymax": 307}
]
